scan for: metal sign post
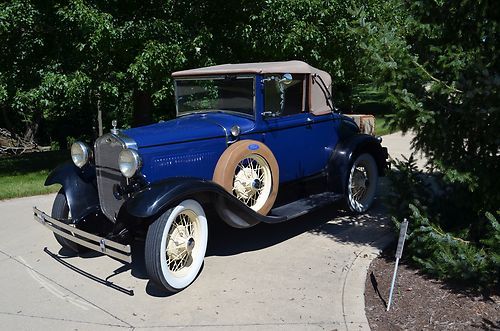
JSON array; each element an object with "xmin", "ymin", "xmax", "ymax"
[{"xmin": 387, "ymin": 219, "xmax": 409, "ymax": 311}]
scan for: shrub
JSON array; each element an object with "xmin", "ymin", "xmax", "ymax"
[{"xmin": 387, "ymin": 157, "xmax": 500, "ymax": 292}]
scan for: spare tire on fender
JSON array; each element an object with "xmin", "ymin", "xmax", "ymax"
[{"xmin": 213, "ymin": 140, "xmax": 279, "ymax": 215}]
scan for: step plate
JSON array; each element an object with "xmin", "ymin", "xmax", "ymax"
[{"xmin": 269, "ymin": 192, "xmax": 343, "ymax": 220}]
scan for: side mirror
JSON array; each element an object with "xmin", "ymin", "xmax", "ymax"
[
  {"xmin": 261, "ymin": 111, "xmax": 277, "ymax": 118},
  {"xmin": 262, "ymin": 74, "xmax": 293, "ymax": 119},
  {"xmin": 279, "ymin": 73, "xmax": 293, "ymax": 86}
]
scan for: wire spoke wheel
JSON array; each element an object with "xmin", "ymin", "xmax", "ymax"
[
  {"xmin": 347, "ymin": 153, "xmax": 378, "ymax": 213},
  {"xmin": 232, "ymin": 154, "xmax": 272, "ymax": 212},
  {"xmin": 165, "ymin": 210, "xmax": 198, "ymax": 274},
  {"xmin": 145, "ymin": 199, "xmax": 208, "ymax": 292}
]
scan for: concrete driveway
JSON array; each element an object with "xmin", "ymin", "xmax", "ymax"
[{"xmin": 0, "ymin": 132, "xmax": 413, "ymax": 331}]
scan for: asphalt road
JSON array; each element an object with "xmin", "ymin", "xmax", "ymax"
[{"xmin": 0, "ymin": 132, "xmax": 413, "ymax": 331}]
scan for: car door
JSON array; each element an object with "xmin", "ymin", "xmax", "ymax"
[{"xmin": 259, "ymin": 74, "xmax": 336, "ymax": 183}]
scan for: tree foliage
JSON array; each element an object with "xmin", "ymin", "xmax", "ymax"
[
  {"xmin": 0, "ymin": 0, "xmax": 379, "ymax": 146},
  {"xmin": 350, "ymin": 0, "xmax": 499, "ymax": 213},
  {"xmin": 356, "ymin": 0, "xmax": 499, "ymax": 290}
]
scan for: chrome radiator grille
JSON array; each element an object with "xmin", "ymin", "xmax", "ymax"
[{"xmin": 95, "ymin": 134, "xmax": 127, "ymax": 222}]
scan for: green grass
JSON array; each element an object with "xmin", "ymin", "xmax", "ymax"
[
  {"xmin": 375, "ymin": 115, "xmax": 397, "ymax": 136},
  {"xmin": 352, "ymin": 84, "xmax": 398, "ymax": 136},
  {"xmin": 0, "ymin": 150, "xmax": 68, "ymax": 200}
]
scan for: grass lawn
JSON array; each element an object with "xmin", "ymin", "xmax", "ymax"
[
  {"xmin": 375, "ymin": 115, "xmax": 397, "ymax": 136},
  {"xmin": 352, "ymin": 84, "xmax": 398, "ymax": 136},
  {"xmin": 0, "ymin": 150, "xmax": 68, "ymax": 200}
]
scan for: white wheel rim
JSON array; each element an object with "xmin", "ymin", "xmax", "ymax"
[
  {"xmin": 159, "ymin": 200, "xmax": 208, "ymax": 289},
  {"xmin": 348, "ymin": 155, "xmax": 377, "ymax": 212},
  {"xmin": 232, "ymin": 154, "xmax": 272, "ymax": 211}
]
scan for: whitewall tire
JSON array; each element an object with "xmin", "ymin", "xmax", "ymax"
[{"xmin": 145, "ymin": 199, "xmax": 208, "ymax": 292}]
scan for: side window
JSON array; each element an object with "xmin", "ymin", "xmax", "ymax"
[{"xmin": 264, "ymin": 74, "xmax": 305, "ymax": 117}]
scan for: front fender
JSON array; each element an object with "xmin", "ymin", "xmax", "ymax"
[
  {"xmin": 123, "ymin": 177, "xmax": 285, "ymax": 228},
  {"xmin": 327, "ymin": 134, "xmax": 388, "ymax": 194},
  {"xmin": 45, "ymin": 161, "xmax": 100, "ymax": 221}
]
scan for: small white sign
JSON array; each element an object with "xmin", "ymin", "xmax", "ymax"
[
  {"xmin": 387, "ymin": 219, "xmax": 409, "ymax": 311},
  {"xmin": 395, "ymin": 220, "xmax": 409, "ymax": 259}
]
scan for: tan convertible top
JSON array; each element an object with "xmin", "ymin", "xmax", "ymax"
[
  {"xmin": 172, "ymin": 61, "xmax": 332, "ymax": 115},
  {"xmin": 173, "ymin": 60, "xmax": 322, "ymax": 76}
]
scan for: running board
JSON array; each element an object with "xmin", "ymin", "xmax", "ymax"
[{"xmin": 265, "ymin": 192, "xmax": 343, "ymax": 222}]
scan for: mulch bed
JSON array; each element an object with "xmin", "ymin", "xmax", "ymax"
[{"xmin": 365, "ymin": 252, "xmax": 500, "ymax": 330}]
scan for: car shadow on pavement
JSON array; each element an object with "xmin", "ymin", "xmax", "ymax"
[
  {"xmin": 100, "ymin": 196, "xmax": 392, "ymax": 297},
  {"xmin": 205, "ymin": 197, "xmax": 391, "ymax": 257},
  {"xmin": 53, "ymin": 196, "xmax": 392, "ymax": 297}
]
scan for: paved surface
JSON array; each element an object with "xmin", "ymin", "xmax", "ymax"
[
  {"xmin": 383, "ymin": 131, "xmax": 427, "ymax": 170},
  {"xmin": 0, "ymin": 132, "xmax": 414, "ymax": 331}
]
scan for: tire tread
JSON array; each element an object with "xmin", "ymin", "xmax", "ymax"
[
  {"xmin": 144, "ymin": 209, "xmax": 179, "ymax": 292},
  {"xmin": 51, "ymin": 188, "xmax": 82, "ymax": 253}
]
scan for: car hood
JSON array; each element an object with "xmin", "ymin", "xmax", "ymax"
[{"xmin": 123, "ymin": 113, "xmax": 255, "ymax": 148}]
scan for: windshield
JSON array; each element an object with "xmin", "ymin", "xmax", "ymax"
[{"xmin": 175, "ymin": 76, "xmax": 255, "ymax": 117}]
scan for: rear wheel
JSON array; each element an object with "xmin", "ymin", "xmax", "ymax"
[
  {"xmin": 345, "ymin": 153, "xmax": 378, "ymax": 213},
  {"xmin": 145, "ymin": 199, "xmax": 208, "ymax": 292},
  {"xmin": 51, "ymin": 188, "xmax": 87, "ymax": 254}
]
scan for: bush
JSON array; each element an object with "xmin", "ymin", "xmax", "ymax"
[{"xmin": 386, "ymin": 157, "xmax": 500, "ymax": 292}]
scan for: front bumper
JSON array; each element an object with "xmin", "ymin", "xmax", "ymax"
[{"xmin": 33, "ymin": 207, "xmax": 132, "ymax": 263}]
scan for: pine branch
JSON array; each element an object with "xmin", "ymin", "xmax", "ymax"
[{"xmin": 412, "ymin": 59, "xmax": 464, "ymax": 94}]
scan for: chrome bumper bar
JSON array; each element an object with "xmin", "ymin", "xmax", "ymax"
[{"xmin": 33, "ymin": 207, "xmax": 132, "ymax": 263}]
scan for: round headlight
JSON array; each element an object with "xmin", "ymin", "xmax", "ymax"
[
  {"xmin": 71, "ymin": 142, "xmax": 91, "ymax": 168},
  {"xmin": 118, "ymin": 149, "xmax": 141, "ymax": 178}
]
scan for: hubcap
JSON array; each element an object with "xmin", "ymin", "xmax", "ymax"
[
  {"xmin": 232, "ymin": 155, "xmax": 272, "ymax": 211},
  {"xmin": 252, "ymin": 179, "xmax": 263, "ymax": 189},
  {"xmin": 351, "ymin": 166, "xmax": 369, "ymax": 201},
  {"xmin": 165, "ymin": 212, "xmax": 198, "ymax": 273},
  {"xmin": 186, "ymin": 237, "xmax": 195, "ymax": 253}
]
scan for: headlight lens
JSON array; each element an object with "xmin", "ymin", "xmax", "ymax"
[
  {"xmin": 71, "ymin": 142, "xmax": 91, "ymax": 168},
  {"xmin": 118, "ymin": 149, "xmax": 141, "ymax": 178}
]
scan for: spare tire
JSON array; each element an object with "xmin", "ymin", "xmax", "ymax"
[{"xmin": 213, "ymin": 140, "xmax": 279, "ymax": 215}]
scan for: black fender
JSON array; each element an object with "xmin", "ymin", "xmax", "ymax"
[
  {"xmin": 327, "ymin": 134, "xmax": 388, "ymax": 194},
  {"xmin": 45, "ymin": 161, "xmax": 100, "ymax": 221},
  {"xmin": 123, "ymin": 177, "xmax": 287, "ymax": 229}
]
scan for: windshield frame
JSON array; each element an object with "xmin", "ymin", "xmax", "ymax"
[{"xmin": 174, "ymin": 75, "xmax": 256, "ymax": 119}]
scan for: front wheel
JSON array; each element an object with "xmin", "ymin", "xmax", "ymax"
[
  {"xmin": 346, "ymin": 153, "xmax": 378, "ymax": 213},
  {"xmin": 145, "ymin": 199, "xmax": 208, "ymax": 292}
]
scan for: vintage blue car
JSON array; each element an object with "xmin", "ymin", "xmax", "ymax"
[{"xmin": 33, "ymin": 61, "xmax": 388, "ymax": 292}]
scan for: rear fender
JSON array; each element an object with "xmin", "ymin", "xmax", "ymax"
[
  {"xmin": 327, "ymin": 134, "xmax": 388, "ymax": 194},
  {"xmin": 45, "ymin": 161, "xmax": 100, "ymax": 221}
]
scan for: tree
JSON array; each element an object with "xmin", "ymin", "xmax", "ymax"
[
  {"xmin": 1, "ymin": 0, "xmax": 377, "ymax": 146},
  {"xmin": 348, "ymin": 0, "xmax": 499, "ymax": 288}
]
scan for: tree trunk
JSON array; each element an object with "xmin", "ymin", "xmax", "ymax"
[
  {"xmin": 23, "ymin": 108, "xmax": 42, "ymax": 144},
  {"xmin": 133, "ymin": 89, "xmax": 153, "ymax": 127},
  {"xmin": 1, "ymin": 105, "xmax": 14, "ymax": 132},
  {"xmin": 97, "ymin": 93, "xmax": 103, "ymax": 137}
]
